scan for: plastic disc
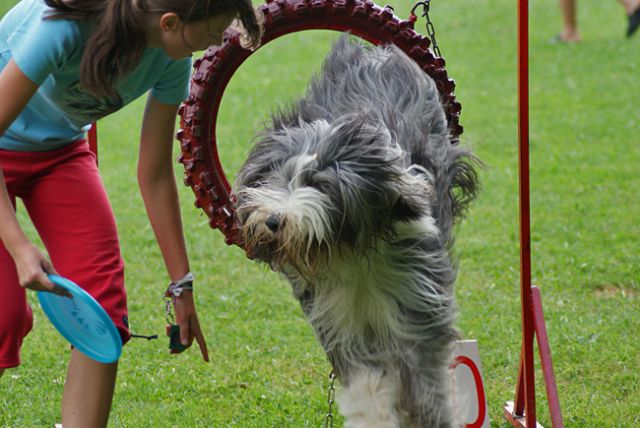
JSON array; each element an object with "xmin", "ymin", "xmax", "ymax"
[{"xmin": 38, "ymin": 274, "xmax": 122, "ymax": 363}]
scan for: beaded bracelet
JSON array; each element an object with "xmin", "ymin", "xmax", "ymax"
[{"xmin": 165, "ymin": 272, "xmax": 194, "ymax": 298}]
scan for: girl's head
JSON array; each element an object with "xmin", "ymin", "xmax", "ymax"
[
  {"xmin": 141, "ymin": 0, "xmax": 262, "ymax": 57},
  {"xmin": 45, "ymin": 0, "xmax": 262, "ymax": 97}
]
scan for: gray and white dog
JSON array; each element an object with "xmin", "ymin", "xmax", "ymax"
[{"xmin": 234, "ymin": 36, "xmax": 479, "ymax": 427}]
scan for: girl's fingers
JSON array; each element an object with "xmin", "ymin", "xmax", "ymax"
[{"xmin": 193, "ymin": 323, "xmax": 209, "ymax": 362}]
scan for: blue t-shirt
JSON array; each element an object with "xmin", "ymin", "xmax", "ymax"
[{"xmin": 0, "ymin": 0, "xmax": 192, "ymax": 151}]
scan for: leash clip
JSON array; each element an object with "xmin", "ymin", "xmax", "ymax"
[{"xmin": 162, "ymin": 272, "xmax": 194, "ymax": 352}]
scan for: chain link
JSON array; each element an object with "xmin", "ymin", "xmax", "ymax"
[
  {"xmin": 410, "ymin": 0, "xmax": 442, "ymax": 58},
  {"xmin": 164, "ymin": 294, "xmax": 174, "ymax": 325},
  {"xmin": 324, "ymin": 370, "xmax": 336, "ymax": 428}
]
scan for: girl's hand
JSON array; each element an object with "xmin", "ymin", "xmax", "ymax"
[
  {"xmin": 172, "ymin": 291, "xmax": 210, "ymax": 362},
  {"xmin": 11, "ymin": 241, "xmax": 70, "ymax": 297}
]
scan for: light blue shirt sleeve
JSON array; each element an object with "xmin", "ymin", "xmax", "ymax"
[
  {"xmin": 8, "ymin": 11, "xmax": 82, "ymax": 85},
  {"xmin": 151, "ymin": 56, "xmax": 192, "ymax": 105}
]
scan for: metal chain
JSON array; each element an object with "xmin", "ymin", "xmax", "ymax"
[
  {"xmin": 410, "ymin": 0, "xmax": 442, "ymax": 58},
  {"xmin": 324, "ymin": 370, "xmax": 336, "ymax": 428},
  {"xmin": 164, "ymin": 294, "xmax": 174, "ymax": 325}
]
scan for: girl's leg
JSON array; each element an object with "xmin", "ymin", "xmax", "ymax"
[
  {"xmin": 21, "ymin": 142, "xmax": 130, "ymax": 427},
  {"xmin": 620, "ymin": 0, "xmax": 640, "ymax": 37},
  {"xmin": 619, "ymin": 0, "xmax": 640, "ymax": 14},
  {"xmin": 558, "ymin": 0, "xmax": 581, "ymax": 41},
  {"xmin": 22, "ymin": 142, "xmax": 130, "ymax": 344},
  {"xmin": 62, "ymin": 350, "xmax": 118, "ymax": 428}
]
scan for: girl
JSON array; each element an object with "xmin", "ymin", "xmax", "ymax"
[{"xmin": 0, "ymin": 0, "xmax": 261, "ymax": 426}]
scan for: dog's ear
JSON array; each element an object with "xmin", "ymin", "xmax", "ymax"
[
  {"xmin": 391, "ymin": 172, "xmax": 434, "ymax": 221},
  {"xmin": 319, "ymin": 113, "xmax": 433, "ymax": 242}
]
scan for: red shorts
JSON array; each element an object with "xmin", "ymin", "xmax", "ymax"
[{"xmin": 0, "ymin": 141, "xmax": 130, "ymax": 369}]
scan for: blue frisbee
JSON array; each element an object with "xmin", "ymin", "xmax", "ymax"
[{"xmin": 38, "ymin": 274, "xmax": 122, "ymax": 363}]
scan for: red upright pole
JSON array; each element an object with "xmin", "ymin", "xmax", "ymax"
[
  {"xmin": 88, "ymin": 122, "xmax": 98, "ymax": 166},
  {"xmin": 514, "ymin": 0, "xmax": 537, "ymax": 425},
  {"xmin": 504, "ymin": 3, "xmax": 565, "ymax": 425}
]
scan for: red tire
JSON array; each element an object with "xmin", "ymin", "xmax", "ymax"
[{"xmin": 177, "ymin": 0, "xmax": 462, "ymax": 246}]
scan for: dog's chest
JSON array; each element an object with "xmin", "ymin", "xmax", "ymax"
[
  {"xmin": 285, "ymin": 217, "xmax": 441, "ymax": 349},
  {"xmin": 302, "ymin": 246, "xmax": 409, "ymax": 338}
]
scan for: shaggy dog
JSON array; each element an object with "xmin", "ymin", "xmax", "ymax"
[{"xmin": 233, "ymin": 36, "xmax": 479, "ymax": 427}]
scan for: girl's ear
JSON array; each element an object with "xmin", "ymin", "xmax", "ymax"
[{"xmin": 159, "ymin": 12, "xmax": 181, "ymax": 32}]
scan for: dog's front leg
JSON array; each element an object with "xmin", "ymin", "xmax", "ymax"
[{"xmin": 337, "ymin": 367, "xmax": 403, "ymax": 428}]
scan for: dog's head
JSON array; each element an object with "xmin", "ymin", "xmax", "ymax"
[{"xmin": 234, "ymin": 113, "xmax": 435, "ymax": 274}]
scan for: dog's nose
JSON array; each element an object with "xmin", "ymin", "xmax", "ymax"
[{"xmin": 265, "ymin": 215, "xmax": 280, "ymax": 232}]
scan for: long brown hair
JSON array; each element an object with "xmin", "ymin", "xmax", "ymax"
[{"xmin": 44, "ymin": 0, "xmax": 262, "ymax": 98}]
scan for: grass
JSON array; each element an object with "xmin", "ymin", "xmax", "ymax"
[{"xmin": 2, "ymin": 0, "xmax": 639, "ymax": 426}]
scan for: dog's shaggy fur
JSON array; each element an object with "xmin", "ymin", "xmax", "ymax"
[{"xmin": 233, "ymin": 36, "xmax": 479, "ymax": 427}]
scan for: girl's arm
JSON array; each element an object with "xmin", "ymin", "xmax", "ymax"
[
  {"xmin": 0, "ymin": 59, "xmax": 64, "ymax": 295},
  {"xmin": 138, "ymin": 94, "xmax": 209, "ymax": 362}
]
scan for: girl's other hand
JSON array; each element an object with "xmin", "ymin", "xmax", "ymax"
[{"xmin": 12, "ymin": 241, "xmax": 70, "ymax": 297}]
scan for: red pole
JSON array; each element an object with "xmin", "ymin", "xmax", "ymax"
[
  {"xmin": 533, "ymin": 287, "xmax": 565, "ymax": 427},
  {"xmin": 516, "ymin": 0, "xmax": 536, "ymax": 425},
  {"xmin": 88, "ymin": 122, "xmax": 98, "ymax": 166},
  {"xmin": 506, "ymin": 3, "xmax": 564, "ymax": 426}
]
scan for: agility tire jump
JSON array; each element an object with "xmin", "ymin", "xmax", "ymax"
[{"xmin": 177, "ymin": 0, "xmax": 462, "ymax": 246}]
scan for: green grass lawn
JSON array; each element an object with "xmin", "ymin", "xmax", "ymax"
[{"xmin": 2, "ymin": 0, "xmax": 639, "ymax": 426}]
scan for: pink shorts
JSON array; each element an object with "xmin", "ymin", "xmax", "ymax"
[{"xmin": 0, "ymin": 141, "xmax": 130, "ymax": 369}]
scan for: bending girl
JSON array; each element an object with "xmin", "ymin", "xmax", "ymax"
[{"xmin": 0, "ymin": 0, "xmax": 261, "ymax": 426}]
